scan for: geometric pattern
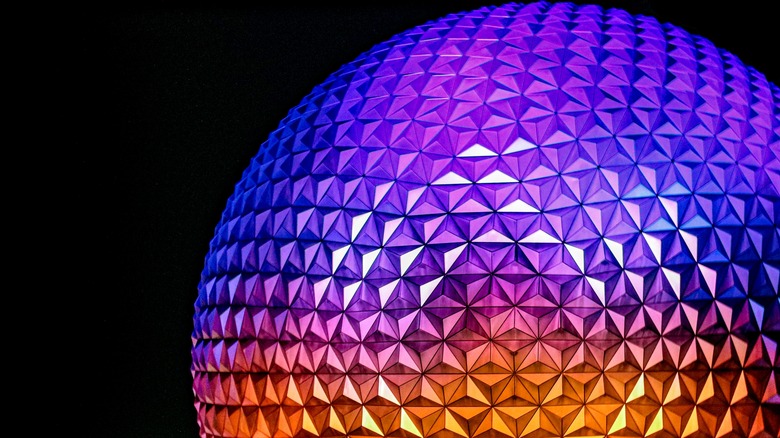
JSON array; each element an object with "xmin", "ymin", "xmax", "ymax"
[{"xmin": 191, "ymin": 2, "xmax": 780, "ymax": 437}]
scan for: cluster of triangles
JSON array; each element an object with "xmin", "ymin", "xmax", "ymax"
[{"xmin": 192, "ymin": 2, "xmax": 780, "ymax": 437}]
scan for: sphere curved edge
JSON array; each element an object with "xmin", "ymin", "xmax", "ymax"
[{"xmin": 192, "ymin": 2, "xmax": 780, "ymax": 437}]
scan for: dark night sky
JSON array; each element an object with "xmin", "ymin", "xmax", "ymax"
[{"xmin": 65, "ymin": 2, "xmax": 777, "ymax": 436}]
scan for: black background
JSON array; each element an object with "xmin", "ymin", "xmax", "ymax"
[{"xmin": 65, "ymin": 1, "xmax": 777, "ymax": 436}]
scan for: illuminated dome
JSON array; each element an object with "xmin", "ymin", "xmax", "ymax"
[{"xmin": 192, "ymin": 2, "xmax": 780, "ymax": 437}]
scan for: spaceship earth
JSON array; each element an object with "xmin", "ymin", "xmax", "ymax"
[{"xmin": 191, "ymin": 2, "xmax": 780, "ymax": 437}]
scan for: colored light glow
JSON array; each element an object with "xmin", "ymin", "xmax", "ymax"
[{"xmin": 192, "ymin": 2, "xmax": 780, "ymax": 437}]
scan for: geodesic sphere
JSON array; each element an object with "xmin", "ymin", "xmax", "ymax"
[{"xmin": 192, "ymin": 3, "xmax": 780, "ymax": 437}]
